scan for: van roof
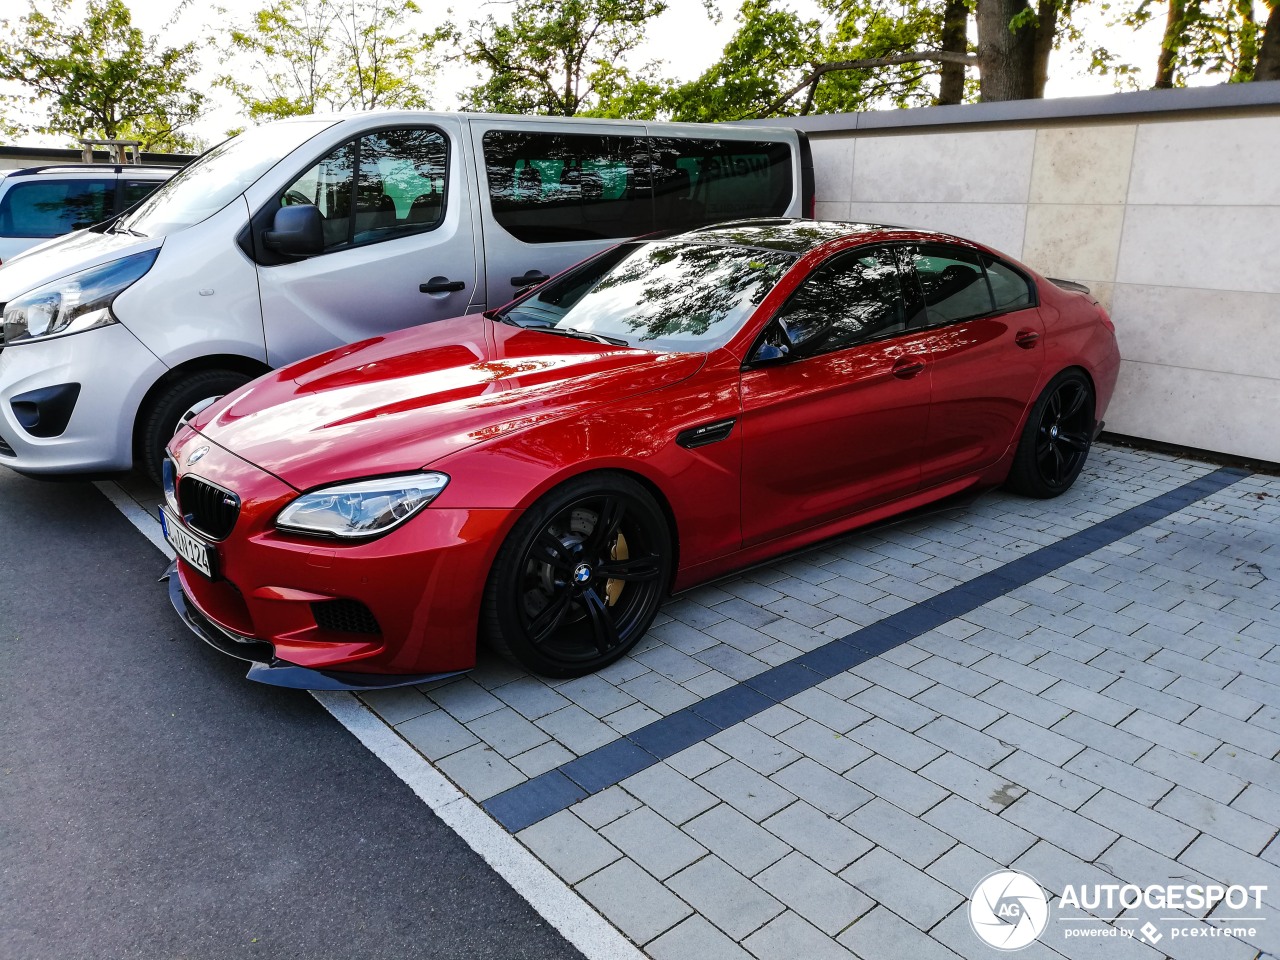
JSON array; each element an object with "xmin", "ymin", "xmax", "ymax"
[{"xmin": 274, "ymin": 110, "xmax": 798, "ymax": 135}]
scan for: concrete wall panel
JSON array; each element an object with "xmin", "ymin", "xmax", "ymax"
[
  {"xmin": 1022, "ymin": 204, "xmax": 1126, "ymax": 283},
  {"xmin": 1107, "ymin": 361, "xmax": 1280, "ymax": 462},
  {"xmin": 1127, "ymin": 117, "xmax": 1280, "ymax": 206},
  {"xmin": 1116, "ymin": 205, "xmax": 1280, "ymax": 294},
  {"xmin": 1029, "ymin": 125, "xmax": 1136, "ymax": 205},
  {"xmin": 1110, "ymin": 284, "xmax": 1280, "ymax": 380},
  {"xmin": 850, "ymin": 130, "xmax": 1037, "ymax": 204},
  {"xmin": 846, "ymin": 201, "xmax": 1028, "ymax": 256}
]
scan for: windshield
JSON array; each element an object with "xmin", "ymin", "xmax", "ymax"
[
  {"xmin": 116, "ymin": 119, "xmax": 337, "ymax": 238},
  {"xmin": 503, "ymin": 241, "xmax": 794, "ymax": 351}
]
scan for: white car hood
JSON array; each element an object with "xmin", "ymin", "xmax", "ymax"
[{"xmin": 0, "ymin": 228, "xmax": 162, "ymax": 302}]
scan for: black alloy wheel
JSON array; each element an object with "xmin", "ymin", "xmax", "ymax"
[
  {"xmin": 1006, "ymin": 370, "xmax": 1096, "ymax": 498},
  {"xmin": 482, "ymin": 474, "xmax": 672, "ymax": 677}
]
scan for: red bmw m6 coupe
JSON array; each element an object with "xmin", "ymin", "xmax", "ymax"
[{"xmin": 161, "ymin": 219, "xmax": 1120, "ymax": 688}]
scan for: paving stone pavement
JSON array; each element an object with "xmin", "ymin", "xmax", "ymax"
[{"xmin": 119, "ymin": 443, "xmax": 1280, "ymax": 959}]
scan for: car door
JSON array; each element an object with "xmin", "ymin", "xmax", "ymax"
[
  {"xmin": 899, "ymin": 244, "xmax": 1046, "ymax": 489},
  {"xmin": 256, "ymin": 120, "xmax": 480, "ymax": 366},
  {"xmin": 739, "ymin": 245, "xmax": 933, "ymax": 547},
  {"xmin": 469, "ymin": 120, "xmax": 654, "ymax": 309}
]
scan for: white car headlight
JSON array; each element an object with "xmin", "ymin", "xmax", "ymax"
[
  {"xmin": 1, "ymin": 249, "xmax": 159, "ymax": 345},
  {"xmin": 276, "ymin": 472, "xmax": 449, "ymax": 539}
]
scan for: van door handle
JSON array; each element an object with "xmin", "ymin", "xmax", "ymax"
[
  {"xmin": 511, "ymin": 270, "xmax": 549, "ymax": 288},
  {"xmin": 420, "ymin": 277, "xmax": 465, "ymax": 294}
]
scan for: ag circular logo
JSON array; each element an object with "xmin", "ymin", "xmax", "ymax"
[
  {"xmin": 969, "ymin": 870, "xmax": 1049, "ymax": 951},
  {"xmin": 573, "ymin": 563, "xmax": 593, "ymax": 583}
]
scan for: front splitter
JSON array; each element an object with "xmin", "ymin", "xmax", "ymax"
[{"xmin": 162, "ymin": 560, "xmax": 468, "ymax": 691}]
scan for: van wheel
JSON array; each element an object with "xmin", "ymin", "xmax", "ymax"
[{"xmin": 139, "ymin": 370, "xmax": 251, "ymax": 485}]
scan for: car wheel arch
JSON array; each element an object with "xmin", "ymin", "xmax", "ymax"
[
  {"xmin": 132, "ymin": 354, "xmax": 272, "ymax": 457},
  {"xmin": 510, "ymin": 465, "xmax": 682, "ymax": 591}
]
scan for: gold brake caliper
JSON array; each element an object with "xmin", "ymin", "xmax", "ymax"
[{"xmin": 606, "ymin": 532, "xmax": 628, "ymax": 606}]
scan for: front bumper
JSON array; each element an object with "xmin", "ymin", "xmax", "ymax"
[
  {"xmin": 162, "ymin": 430, "xmax": 517, "ymax": 684},
  {"xmin": 0, "ymin": 323, "xmax": 167, "ymax": 474},
  {"xmin": 163, "ymin": 561, "xmax": 466, "ymax": 690}
]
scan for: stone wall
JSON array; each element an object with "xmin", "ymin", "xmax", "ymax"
[{"xmin": 762, "ymin": 83, "xmax": 1280, "ymax": 463}]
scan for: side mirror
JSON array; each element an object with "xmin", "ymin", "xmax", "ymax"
[
  {"xmin": 263, "ymin": 204, "xmax": 323, "ymax": 257},
  {"xmin": 750, "ymin": 341, "xmax": 790, "ymax": 364}
]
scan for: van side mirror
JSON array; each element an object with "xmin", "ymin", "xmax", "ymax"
[
  {"xmin": 263, "ymin": 204, "xmax": 323, "ymax": 257},
  {"xmin": 747, "ymin": 322, "xmax": 794, "ymax": 366}
]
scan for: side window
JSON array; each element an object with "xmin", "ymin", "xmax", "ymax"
[
  {"xmin": 650, "ymin": 137, "xmax": 793, "ymax": 230},
  {"xmin": 482, "ymin": 131, "xmax": 652, "ymax": 243},
  {"xmin": 983, "ymin": 256, "xmax": 1035, "ymax": 311},
  {"xmin": 774, "ymin": 246, "xmax": 906, "ymax": 356},
  {"xmin": 0, "ymin": 179, "xmax": 116, "ymax": 237},
  {"xmin": 122, "ymin": 179, "xmax": 163, "ymax": 209},
  {"xmin": 908, "ymin": 245, "xmax": 995, "ymax": 324},
  {"xmin": 278, "ymin": 128, "xmax": 447, "ymax": 253}
]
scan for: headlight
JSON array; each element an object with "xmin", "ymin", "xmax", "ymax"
[
  {"xmin": 1, "ymin": 249, "xmax": 159, "ymax": 346},
  {"xmin": 276, "ymin": 472, "xmax": 449, "ymax": 539}
]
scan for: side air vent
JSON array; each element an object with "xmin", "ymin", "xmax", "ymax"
[{"xmin": 676, "ymin": 418, "xmax": 737, "ymax": 449}]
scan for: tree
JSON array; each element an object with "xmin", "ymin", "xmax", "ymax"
[
  {"xmin": 457, "ymin": 0, "xmax": 668, "ymax": 117},
  {"xmin": 218, "ymin": 0, "xmax": 441, "ymax": 123},
  {"xmin": 1113, "ymin": 0, "xmax": 1269, "ymax": 86},
  {"xmin": 0, "ymin": 0, "xmax": 206, "ymax": 151},
  {"xmin": 1259, "ymin": 0, "xmax": 1280, "ymax": 78},
  {"xmin": 667, "ymin": 0, "xmax": 975, "ymax": 121}
]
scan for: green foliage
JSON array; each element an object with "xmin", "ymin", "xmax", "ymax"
[
  {"xmin": 0, "ymin": 0, "xmax": 206, "ymax": 151},
  {"xmin": 217, "ymin": 0, "xmax": 442, "ymax": 122},
  {"xmin": 457, "ymin": 0, "xmax": 668, "ymax": 117},
  {"xmin": 666, "ymin": 0, "xmax": 949, "ymax": 121}
]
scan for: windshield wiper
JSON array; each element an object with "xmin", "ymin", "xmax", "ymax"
[
  {"xmin": 110, "ymin": 223, "xmax": 147, "ymax": 237},
  {"xmin": 539, "ymin": 326, "xmax": 628, "ymax": 346}
]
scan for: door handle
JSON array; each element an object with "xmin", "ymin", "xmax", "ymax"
[
  {"xmin": 891, "ymin": 356, "xmax": 926, "ymax": 379},
  {"xmin": 1014, "ymin": 329, "xmax": 1040, "ymax": 348},
  {"xmin": 511, "ymin": 269, "xmax": 550, "ymax": 288},
  {"xmin": 420, "ymin": 277, "xmax": 465, "ymax": 294}
]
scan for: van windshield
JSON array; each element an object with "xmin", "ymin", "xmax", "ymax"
[{"xmin": 115, "ymin": 120, "xmax": 337, "ymax": 238}]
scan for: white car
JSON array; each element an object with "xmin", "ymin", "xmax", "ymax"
[
  {"xmin": 0, "ymin": 164, "xmax": 178, "ymax": 264},
  {"xmin": 0, "ymin": 112, "xmax": 813, "ymax": 481}
]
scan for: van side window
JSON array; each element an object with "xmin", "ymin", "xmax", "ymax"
[
  {"xmin": 649, "ymin": 138, "xmax": 793, "ymax": 229},
  {"xmin": 279, "ymin": 127, "xmax": 448, "ymax": 252},
  {"xmin": 0, "ymin": 179, "xmax": 116, "ymax": 237},
  {"xmin": 982, "ymin": 256, "xmax": 1035, "ymax": 311},
  {"xmin": 482, "ymin": 131, "xmax": 652, "ymax": 243}
]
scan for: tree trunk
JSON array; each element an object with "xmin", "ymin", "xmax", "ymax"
[
  {"xmin": 1155, "ymin": 0, "xmax": 1184, "ymax": 88},
  {"xmin": 1258, "ymin": 1, "xmax": 1280, "ymax": 80},
  {"xmin": 976, "ymin": 0, "xmax": 1038, "ymax": 100},
  {"xmin": 938, "ymin": 0, "xmax": 969, "ymax": 104},
  {"xmin": 1030, "ymin": 0, "xmax": 1057, "ymax": 97}
]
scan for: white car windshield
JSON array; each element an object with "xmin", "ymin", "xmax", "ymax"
[{"xmin": 114, "ymin": 119, "xmax": 337, "ymax": 238}]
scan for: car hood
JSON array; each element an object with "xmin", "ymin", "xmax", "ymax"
[
  {"xmin": 0, "ymin": 227, "xmax": 161, "ymax": 300},
  {"xmin": 193, "ymin": 315, "xmax": 704, "ymax": 490}
]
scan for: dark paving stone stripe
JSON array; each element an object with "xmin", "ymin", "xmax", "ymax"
[{"xmin": 483, "ymin": 466, "xmax": 1249, "ymax": 833}]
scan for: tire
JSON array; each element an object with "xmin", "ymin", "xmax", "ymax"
[
  {"xmin": 138, "ymin": 369, "xmax": 251, "ymax": 485},
  {"xmin": 481, "ymin": 473, "xmax": 672, "ymax": 678},
  {"xmin": 1005, "ymin": 369, "xmax": 1096, "ymax": 499}
]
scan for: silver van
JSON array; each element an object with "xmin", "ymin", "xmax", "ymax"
[{"xmin": 0, "ymin": 112, "xmax": 812, "ymax": 480}]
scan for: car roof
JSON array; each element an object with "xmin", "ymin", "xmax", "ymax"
[
  {"xmin": 0, "ymin": 164, "xmax": 179, "ymax": 180},
  {"xmin": 674, "ymin": 218, "xmax": 920, "ymax": 254}
]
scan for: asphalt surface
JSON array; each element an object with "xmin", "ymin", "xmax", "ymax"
[{"xmin": 0, "ymin": 469, "xmax": 583, "ymax": 960}]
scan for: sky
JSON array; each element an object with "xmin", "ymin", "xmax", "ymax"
[{"xmin": 2, "ymin": 0, "xmax": 1210, "ymax": 149}]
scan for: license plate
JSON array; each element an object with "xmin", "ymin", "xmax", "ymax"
[{"xmin": 159, "ymin": 505, "xmax": 216, "ymax": 579}]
